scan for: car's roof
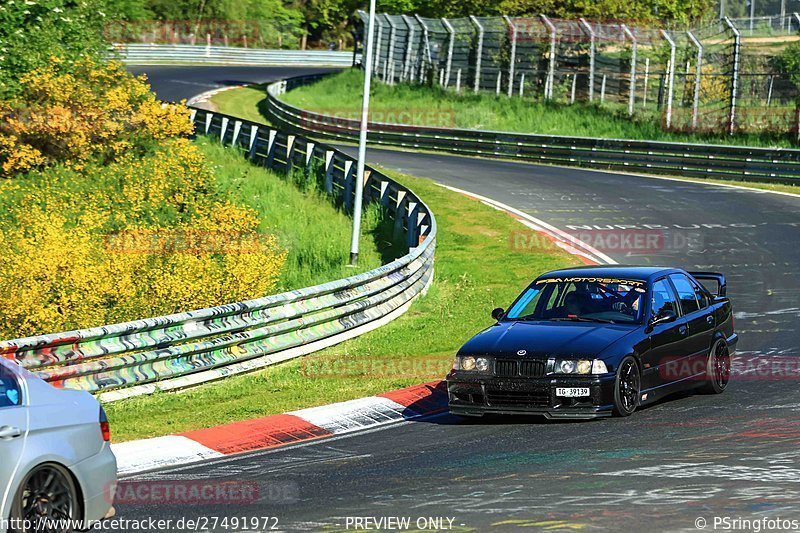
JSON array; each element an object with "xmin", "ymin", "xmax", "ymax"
[{"xmin": 536, "ymin": 265, "xmax": 680, "ymax": 282}]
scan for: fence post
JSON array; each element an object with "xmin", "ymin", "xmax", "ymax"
[
  {"xmin": 456, "ymin": 69, "xmax": 462, "ymax": 93},
  {"xmin": 579, "ymin": 18, "xmax": 596, "ymax": 101},
  {"xmin": 386, "ymin": 15, "xmax": 399, "ymax": 84},
  {"xmin": 795, "ymin": 12, "xmax": 800, "ymax": 32},
  {"xmin": 401, "ymin": 15, "xmax": 415, "ymax": 82},
  {"xmin": 541, "ymin": 15, "xmax": 557, "ymax": 100},
  {"xmin": 723, "ymin": 17, "xmax": 741, "ymax": 136},
  {"xmin": 373, "ymin": 17, "xmax": 383, "ymax": 76},
  {"xmin": 442, "ymin": 18, "xmax": 456, "ymax": 88},
  {"xmin": 206, "ymin": 33, "xmax": 211, "ymax": 57},
  {"xmin": 661, "ymin": 29, "xmax": 676, "ymax": 129},
  {"xmin": 415, "ymin": 14, "xmax": 432, "ymax": 83},
  {"xmin": 621, "ymin": 24, "xmax": 637, "ymax": 116},
  {"xmin": 687, "ymin": 31, "xmax": 703, "ymax": 130},
  {"xmin": 324, "ymin": 150, "xmax": 335, "ymax": 194},
  {"xmin": 504, "ymin": 15, "xmax": 518, "ymax": 97},
  {"xmin": 470, "ymin": 15, "xmax": 484, "ymax": 93}
]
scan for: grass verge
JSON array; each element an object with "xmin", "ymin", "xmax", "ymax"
[
  {"xmin": 208, "ymin": 84, "xmax": 272, "ymax": 125},
  {"xmin": 281, "ymin": 69, "xmax": 796, "ymax": 148},
  {"xmin": 104, "ymin": 165, "xmax": 578, "ymax": 441}
]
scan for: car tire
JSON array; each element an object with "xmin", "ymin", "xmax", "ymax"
[
  {"xmin": 10, "ymin": 463, "xmax": 79, "ymax": 533},
  {"xmin": 613, "ymin": 356, "xmax": 641, "ymax": 417},
  {"xmin": 700, "ymin": 339, "xmax": 731, "ymax": 394}
]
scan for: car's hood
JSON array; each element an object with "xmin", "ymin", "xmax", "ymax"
[{"xmin": 458, "ymin": 320, "xmax": 637, "ymax": 359}]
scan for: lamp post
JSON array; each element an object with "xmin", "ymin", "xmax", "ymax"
[{"xmin": 350, "ymin": 0, "xmax": 377, "ymax": 266}]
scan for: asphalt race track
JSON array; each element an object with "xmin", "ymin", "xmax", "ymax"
[{"xmin": 118, "ymin": 66, "xmax": 800, "ymax": 532}]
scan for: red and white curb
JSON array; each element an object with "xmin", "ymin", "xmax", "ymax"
[{"xmin": 111, "ymin": 381, "xmax": 447, "ymax": 475}]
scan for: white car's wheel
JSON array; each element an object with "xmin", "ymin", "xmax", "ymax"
[{"xmin": 10, "ymin": 463, "xmax": 79, "ymax": 533}]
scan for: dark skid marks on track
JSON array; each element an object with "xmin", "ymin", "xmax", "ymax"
[{"xmin": 112, "ymin": 66, "xmax": 800, "ymax": 532}]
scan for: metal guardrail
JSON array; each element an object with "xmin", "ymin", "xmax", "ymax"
[
  {"xmin": 114, "ymin": 43, "xmax": 356, "ymax": 66},
  {"xmin": 0, "ymin": 107, "xmax": 435, "ymax": 402},
  {"xmin": 267, "ymin": 74, "xmax": 800, "ymax": 184}
]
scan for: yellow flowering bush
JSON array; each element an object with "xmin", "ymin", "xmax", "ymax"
[
  {"xmin": 0, "ymin": 57, "xmax": 192, "ymax": 176},
  {"xmin": 0, "ymin": 59, "xmax": 288, "ymax": 338}
]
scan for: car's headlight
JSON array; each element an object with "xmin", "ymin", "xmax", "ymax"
[
  {"xmin": 552, "ymin": 358, "xmax": 608, "ymax": 375},
  {"xmin": 453, "ymin": 356, "xmax": 492, "ymax": 373}
]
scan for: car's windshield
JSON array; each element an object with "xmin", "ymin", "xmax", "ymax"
[{"xmin": 505, "ymin": 276, "xmax": 648, "ymax": 324}]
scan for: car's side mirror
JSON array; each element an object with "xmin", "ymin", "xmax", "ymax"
[
  {"xmin": 650, "ymin": 309, "xmax": 677, "ymax": 327},
  {"xmin": 491, "ymin": 307, "xmax": 505, "ymax": 321}
]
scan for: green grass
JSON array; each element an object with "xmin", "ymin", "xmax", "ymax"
[
  {"xmin": 281, "ymin": 69, "xmax": 796, "ymax": 148},
  {"xmin": 104, "ymin": 166, "xmax": 578, "ymax": 441},
  {"xmin": 209, "ymin": 84, "xmax": 272, "ymax": 125},
  {"xmin": 197, "ymin": 138, "xmax": 395, "ymax": 290}
]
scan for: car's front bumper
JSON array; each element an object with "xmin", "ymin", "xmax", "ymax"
[{"xmin": 446, "ymin": 372, "xmax": 616, "ymax": 419}]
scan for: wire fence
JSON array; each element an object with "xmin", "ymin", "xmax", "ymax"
[{"xmin": 358, "ymin": 11, "xmax": 800, "ymax": 138}]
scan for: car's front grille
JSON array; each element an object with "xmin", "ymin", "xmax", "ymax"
[
  {"xmin": 495, "ymin": 359, "xmax": 518, "ymax": 377},
  {"xmin": 485, "ymin": 389, "xmax": 550, "ymax": 408},
  {"xmin": 494, "ymin": 359, "xmax": 546, "ymax": 378},
  {"xmin": 520, "ymin": 360, "xmax": 546, "ymax": 378}
]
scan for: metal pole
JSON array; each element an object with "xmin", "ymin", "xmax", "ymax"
[
  {"xmin": 580, "ymin": 18, "xmax": 596, "ymax": 101},
  {"xmin": 794, "ymin": 12, "xmax": 800, "ymax": 32},
  {"xmin": 415, "ymin": 14, "xmax": 432, "ymax": 84},
  {"xmin": 687, "ymin": 31, "xmax": 703, "ymax": 130},
  {"xmin": 373, "ymin": 17, "xmax": 383, "ymax": 75},
  {"xmin": 621, "ymin": 24, "xmax": 637, "ymax": 116},
  {"xmin": 720, "ymin": 0, "xmax": 725, "ymax": 18},
  {"xmin": 401, "ymin": 15, "xmax": 415, "ymax": 82},
  {"xmin": 643, "ymin": 57, "xmax": 650, "ymax": 108},
  {"xmin": 470, "ymin": 16, "xmax": 484, "ymax": 93},
  {"xmin": 781, "ymin": 0, "xmax": 787, "ymax": 30},
  {"xmin": 749, "ymin": 0, "xmax": 755, "ymax": 35},
  {"xmin": 723, "ymin": 17, "xmax": 741, "ymax": 136},
  {"xmin": 350, "ymin": 0, "xmax": 377, "ymax": 266},
  {"xmin": 504, "ymin": 15, "xmax": 518, "ymax": 97},
  {"xmin": 386, "ymin": 15, "xmax": 398, "ymax": 85},
  {"xmin": 661, "ymin": 29, "xmax": 676, "ymax": 128},
  {"xmin": 442, "ymin": 18, "xmax": 455, "ymax": 87},
  {"xmin": 541, "ymin": 15, "xmax": 556, "ymax": 100}
]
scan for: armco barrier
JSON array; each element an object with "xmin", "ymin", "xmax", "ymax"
[
  {"xmin": 266, "ymin": 74, "xmax": 800, "ymax": 184},
  {"xmin": 0, "ymin": 107, "xmax": 435, "ymax": 402},
  {"xmin": 114, "ymin": 43, "xmax": 356, "ymax": 66}
]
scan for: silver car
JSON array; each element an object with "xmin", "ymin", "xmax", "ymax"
[{"xmin": 0, "ymin": 357, "xmax": 117, "ymax": 532}]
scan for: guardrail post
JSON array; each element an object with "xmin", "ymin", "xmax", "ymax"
[
  {"xmin": 344, "ymin": 160, "xmax": 354, "ymax": 211},
  {"xmin": 220, "ymin": 117, "xmax": 229, "ymax": 142},
  {"xmin": 541, "ymin": 15, "xmax": 557, "ymax": 100},
  {"xmin": 660, "ymin": 29, "xmax": 676, "ymax": 129},
  {"xmin": 394, "ymin": 190, "xmax": 408, "ymax": 242},
  {"xmin": 305, "ymin": 142, "xmax": 316, "ymax": 178},
  {"xmin": 402, "ymin": 15, "xmax": 415, "ymax": 82},
  {"xmin": 379, "ymin": 181, "xmax": 391, "ymax": 208},
  {"xmin": 407, "ymin": 200, "xmax": 420, "ymax": 249},
  {"xmin": 248, "ymin": 125, "xmax": 259, "ymax": 159},
  {"xmin": 579, "ymin": 18, "xmax": 596, "ymax": 101},
  {"xmin": 205, "ymin": 112, "xmax": 213, "ymax": 134},
  {"xmin": 442, "ymin": 18, "xmax": 455, "ymax": 87},
  {"xmin": 621, "ymin": 24, "xmax": 636, "ymax": 116},
  {"xmin": 687, "ymin": 31, "xmax": 703, "ymax": 130},
  {"xmin": 286, "ymin": 134, "xmax": 296, "ymax": 173},
  {"xmin": 723, "ymin": 17, "xmax": 740, "ymax": 136},
  {"xmin": 232, "ymin": 120, "xmax": 242, "ymax": 147},
  {"xmin": 324, "ymin": 150, "xmax": 335, "ymax": 194},
  {"xmin": 470, "ymin": 15, "xmax": 484, "ymax": 93},
  {"xmin": 266, "ymin": 129, "xmax": 278, "ymax": 168},
  {"xmin": 504, "ymin": 15, "xmax": 518, "ymax": 97}
]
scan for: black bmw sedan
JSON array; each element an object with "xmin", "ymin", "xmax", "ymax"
[{"xmin": 447, "ymin": 266, "xmax": 738, "ymax": 419}]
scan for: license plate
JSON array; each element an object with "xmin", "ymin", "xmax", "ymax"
[{"xmin": 556, "ymin": 387, "xmax": 590, "ymax": 398}]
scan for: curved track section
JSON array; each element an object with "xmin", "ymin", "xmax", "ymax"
[{"xmin": 114, "ymin": 66, "xmax": 800, "ymax": 532}]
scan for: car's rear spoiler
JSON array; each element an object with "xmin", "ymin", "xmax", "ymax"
[{"xmin": 688, "ymin": 271, "xmax": 727, "ymax": 297}]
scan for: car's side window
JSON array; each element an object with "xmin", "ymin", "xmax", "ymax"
[
  {"xmin": 688, "ymin": 277, "xmax": 710, "ymax": 309},
  {"xmin": 0, "ymin": 365, "xmax": 22, "ymax": 409},
  {"xmin": 651, "ymin": 279, "xmax": 679, "ymax": 318},
  {"xmin": 670, "ymin": 274, "xmax": 701, "ymax": 314}
]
